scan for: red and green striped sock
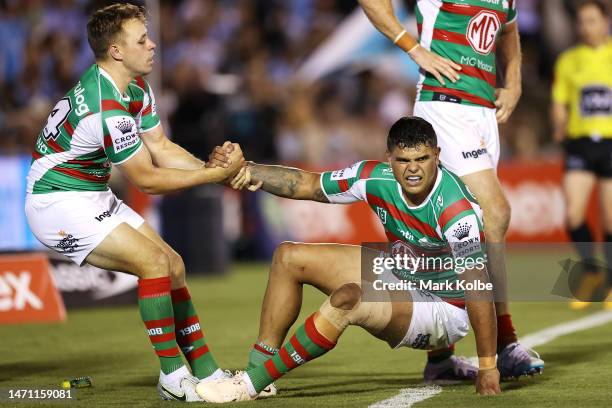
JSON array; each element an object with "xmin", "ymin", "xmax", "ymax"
[
  {"xmin": 246, "ymin": 314, "xmax": 336, "ymax": 393},
  {"xmin": 247, "ymin": 342, "xmax": 278, "ymax": 370},
  {"xmin": 171, "ymin": 287, "xmax": 219, "ymax": 379},
  {"xmin": 138, "ymin": 277, "xmax": 184, "ymax": 375}
]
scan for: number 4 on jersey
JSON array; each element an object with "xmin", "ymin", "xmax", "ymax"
[{"xmin": 43, "ymin": 98, "xmax": 72, "ymax": 141}]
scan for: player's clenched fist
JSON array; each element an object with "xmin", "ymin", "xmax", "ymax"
[{"xmin": 475, "ymin": 368, "xmax": 501, "ymax": 395}]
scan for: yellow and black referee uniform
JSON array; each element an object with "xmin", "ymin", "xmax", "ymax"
[{"xmin": 552, "ymin": 38, "xmax": 612, "ymax": 176}]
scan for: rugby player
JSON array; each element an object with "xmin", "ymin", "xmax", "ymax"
[
  {"xmin": 24, "ymin": 3, "xmax": 243, "ymax": 402},
  {"xmin": 551, "ymin": 0, "xmax": 612, "ymax": 309},
  {"xmin": 357, "ymin": 0, "xmax": 543, "ymax": 378},
  {"xmin": 196, "ymin": 116, "xmax": 501, "ymax": 402}
]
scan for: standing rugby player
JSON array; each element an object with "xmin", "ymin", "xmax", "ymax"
[
  {"xmin": 357, "ymin": 0, "xmax": 543, "ymax": 379},
  {"xmin": 552, "ymin": 0, "xmax": 612, "ymax": 309},
  {"xmin": 25, "ymin": 3, "xmax": 243, "ymax": 401}
]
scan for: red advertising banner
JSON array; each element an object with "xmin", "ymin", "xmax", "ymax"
[{"xmin": 0, "ymin": 253, "xmax": 66, "ymax": 324}]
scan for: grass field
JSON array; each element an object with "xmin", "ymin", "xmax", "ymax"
[{"xmin": 1, "ymin": 262, "xmax": 612, "ymax": 408}]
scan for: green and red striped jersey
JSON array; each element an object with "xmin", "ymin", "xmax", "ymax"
[
  {"xmin": 415, "ymin": 0, "xmax": 517, "ymax": 108},
  {"xmin": 27, "ymin": 64, "xmax": 160, "ymax": 194},
  {"xmin": 321, "ymin": 160, "xmax": 486, "ymax": 299}
]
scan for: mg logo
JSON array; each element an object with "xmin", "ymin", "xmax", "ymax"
[{"xmin": 466, "ymin": 10, "xmax": 501, "ymax": 55}]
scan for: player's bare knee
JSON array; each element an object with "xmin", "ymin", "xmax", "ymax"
[
  {"xmin": 330, "ymin": 283, "xmax": 362, "ymax": 310},
  {"xmin": 142, "ymin": 251, "xmax": 171, "ymax": 279},
  {"xmin": 271, "ymin": 241, "xmax": 302, "ymax": 276},
  {"xmin": 169, "ymin": 251, "xmax": 186, "ymax": 281}
]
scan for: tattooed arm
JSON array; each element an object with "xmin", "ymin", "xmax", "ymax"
[{"xmin": 239, "ymin": 162, "xmax": 329, "ymax": 203}]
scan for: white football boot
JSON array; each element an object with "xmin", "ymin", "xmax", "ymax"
[
  {"xmin": 157, "ymin": 365, "xmax": 202, "ymax": 402},
  {"xmin": 196, "ymin": 371, "xmax": 258, "ymax": 403}
]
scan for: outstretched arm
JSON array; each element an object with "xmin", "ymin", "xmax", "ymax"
[{"xmin": 244, "ymin": 162, "xmax": 329, "ymax": 203}]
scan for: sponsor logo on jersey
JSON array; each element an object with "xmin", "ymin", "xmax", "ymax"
[
  {"xmin": 73, "ymin": 81, "xmax": 90, "ymax": 116},
  {"xmin": 56, "ymin": 230, "xmax": 80, "ymax": 254},
  {"xmin": 459, "ymin": 55, "xmax": 494, "ymax": 72},
  {"xmin": 467, "ymin": 10, "xmax": 501, "ymax": 55},
  {"xmin": 452, "ymin": 222, "xmax": 471, "ymax": 240},
  {"xmin": 437, "ymin": 195, "xmax": 443, "ymax": 208},
  {"xmin": 462, "ymin": 148, "xmax": 488, "ymax": 159},
  {"xmin": 411, "ymin": 333, "xmax": 431, "ymax": 349},
  {"xmin": 330, "ymin": 162, "xmax": 360, "ymax": 180},
  {"xmin": 376, "ymin": 207, "xmax": 388, "ymax": 224},
  {"xmin": 94, "ymin": 210, "xmax": 112, "ymax": 222},
  {"xmin": 106, "ymin": 116, "xmax": 140, "ymax": 154}
]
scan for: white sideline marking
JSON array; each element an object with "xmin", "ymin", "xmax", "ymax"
[
  {"xmin": 368, "ymin": 386, "xmax": 442, "ymax": 408},
  {"xmin": 368, "ymin": 310, "xmax": 612, "ymax": 408}
]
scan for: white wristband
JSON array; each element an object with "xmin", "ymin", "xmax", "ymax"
[{"xmin": 393, "ymin": 29, "xmax": 407, "ymax": 44}]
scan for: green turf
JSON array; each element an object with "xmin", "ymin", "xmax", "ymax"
[{"xmin": 1, "ymin": 262, "xmax": 611, "ymax": 408}]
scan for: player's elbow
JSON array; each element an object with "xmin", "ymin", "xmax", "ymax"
[{"xmin": 131, "ymin": 170, "xmax": 162, "ymax": 195}]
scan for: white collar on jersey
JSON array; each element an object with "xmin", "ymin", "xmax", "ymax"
[
  {"xmin": 98, "ymin": 66, "xmax": 131, "ymax": 102},
  {"xmin": 397, "ymin": 166, "xmax": 442, "ymax": 210}
]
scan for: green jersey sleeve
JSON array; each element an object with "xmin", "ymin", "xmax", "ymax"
[
  {"xmin": 103, "ymin": 113, "xmax": 143, "ymax": 164},
  {"xmin": 320, "ymin": 161, "xmax": 369, "ymax": 204}
]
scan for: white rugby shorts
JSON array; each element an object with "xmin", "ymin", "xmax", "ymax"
[
  {"xmin": 413, "ymin": 101, "xmax": 500, "ymax": 176},
  {"xmin": 25, "ymin": 189, "xmax": 144, "ymax": 265}
]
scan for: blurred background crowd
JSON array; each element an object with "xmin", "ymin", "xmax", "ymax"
[{"xmin": 0, "ymin": 0, "xmax": 593, "ymax": 166}]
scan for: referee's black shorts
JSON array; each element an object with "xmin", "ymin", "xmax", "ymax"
[{"xmin": 564, "ymin": 137, "xmax": 612, "ymax": 178}]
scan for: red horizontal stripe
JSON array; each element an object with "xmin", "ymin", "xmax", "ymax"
[
  {"xmin": 254, "ymin": 344, "xmax": 275, "ymax": 356},
  {"xmin": 439, "ymin": 198, "xmax": 473, "ymax": 229},
  {"xmin": 150, "ymin": 332, "xmax": 176, "ymax": 344},
  {"xmin": 129, "ymin": 101, "xmax": 143, "ymax": 116},
  {"xmin": 432, "ymin": 28, "xmax": 469, "ymax": 47},
  {"xmin": 54, "ymin": 167, "xmax": 109, "ymax": 183},
  {"xmin": 338, "ymin": 179, "xmax": 349, "ymax": 193},
  {"xmin": 142, "ymin": 104, "xmax": 153, "ymax": 116},
  {"xmin": 156, "ymin": 346, "xmax": 180, "ymax": 357},
  {"xmin": 138, "ymin": 276, "xmax": 171, "ymax": 298},
  {"xmin": 279, "ymin": 347, "xmax": 298, "ymax": 370},
  {"xmin": 175, "ymin": 315, "xmax": 199, "ymax": 330},
  {"xmin": 305, "ymin": 314, "xmax": 336, "ymax": 350},
  {"xmin": 170, "ymin": 287, "xmax": 191, "ymax": 304},
  {"xmin": 289, "ymin": 335, "xmax": 311, "ymax": 361},
  {"xmin": 422, "ymin": 85, "xmax": 495, "ymax": 108},
  {"xmin": 46, "ymin": 136, "xmax": 64, "ymax": 153},
  {"xmin": 444, "ymin": 298, "xmax": 466, "ymax": 309},
  {"xmin": 32, "ymin": 150, "xmax": 42, "ymax": 160},
  {"xmin": 459, "ymin": 64, "xmax": 496, "ymax": 87},
  {"xmin": 360, "ymin": 160, "xmax": 379, "ymax": 180},
  {"xmin": 440, "ymin": 1, "xmax": 507, "ymax": 23},
  {"xmin": 264, "ymin": 359, "xmax": 282, "ymax": 380},
  {"xmin": 144, "ymin": 317, "xmax": 175, "ymax": 330},
  {"xmin": 187, "ymin": 344, "xmax": 210, "ymax": 360},
  {"xmin": 102, "ymin": 99, "xmax": 129, "ymax": 113},
  {"xmin": 367, "ymin": 194, "xmax": 439, "ymax": 239},
  {"xmin": 63, "ymin": 120, "xmax": 75, "ymax": 137}
]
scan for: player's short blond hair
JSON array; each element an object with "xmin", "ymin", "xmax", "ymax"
[{"xmin": 87, "ymin": 3, "xmax": 146, "ymax": 60}]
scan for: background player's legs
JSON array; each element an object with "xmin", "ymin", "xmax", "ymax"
[
  {"xmin": 248, "ymin": 242, "xmax": 365, "ymax": 369},
  {"xmin": 85, "ymin": 223, "xmax": 184, "ymax": 375},
  {"xmin": 136, "ymin": 223, "xmax": 220, "ymax": 379},
  {"xmin": 563, "ymin": 170, "xmax": 602, "ymax": 306},
  {"xmin": 460, "ymin": 170, "xmax": 523, "ymax": 356},
  {"xmin": 599, "ymin": 178, "xmax": 612, "ymax": 299}
]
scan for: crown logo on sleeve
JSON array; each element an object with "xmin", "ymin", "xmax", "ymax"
[
  {"xmin": 115, "ymin": 118, "xmax": 134, "ymax": 135},
  {"xmin": 452, "ymin": 222, "xmax": 471, "ymax": 240}
]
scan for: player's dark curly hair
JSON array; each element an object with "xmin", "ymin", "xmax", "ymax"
[
  {"xmin": 87, "ymin": 3, "xmax": 146, "ymax": 60},
  {"xmin": 387, "ymin": 116, "xmax": 438, "ymax": 151}
]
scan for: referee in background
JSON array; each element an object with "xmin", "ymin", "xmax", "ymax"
[{"xmin": 551, "ymin": 0, "xmax": 612, "ymax": 309}]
